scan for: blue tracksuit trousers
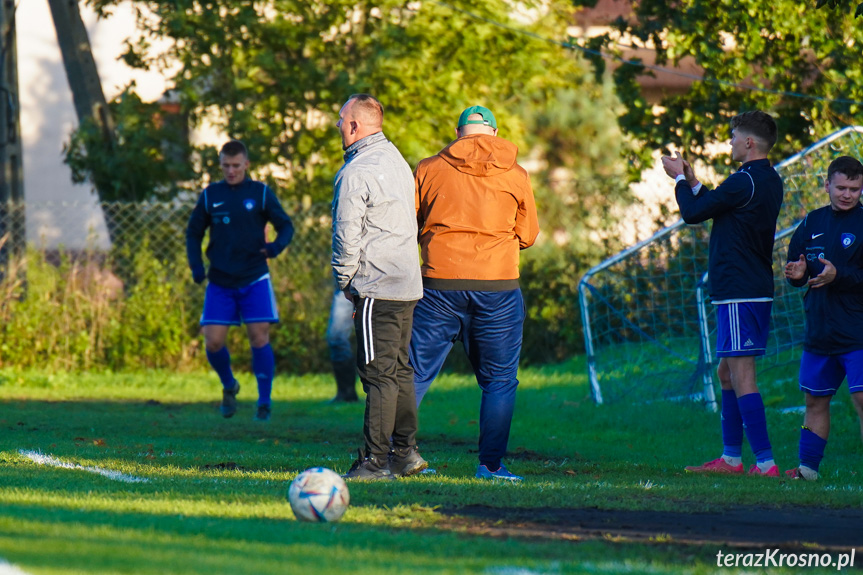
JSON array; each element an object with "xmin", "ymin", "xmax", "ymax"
[{"xmin": 409, "ymin": 288, "xmax": 525, "ymax": 470}]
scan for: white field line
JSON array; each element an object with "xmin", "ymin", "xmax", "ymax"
[
  {"xmin": 18, "ymin": 450, "xmax": 149, "ymax": 484},
  {"xmin": 485, "ymin": 568, "xmax": 555, "ymax": 575},
  {"xmin": 0, "ymin": 559, "xmax": 34, "ymax": 575}
]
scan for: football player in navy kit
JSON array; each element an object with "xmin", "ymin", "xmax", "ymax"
[
  {"xmin": 662, "ymin": 111, "xmax": 784, "ymax": 477},
  {"xmin": 186, "ymin": 140, "xmax": 294, "ymax": 421},
  {"xmin": 784, "ymin": 155, "xmax": 863, "ymax": 480}
]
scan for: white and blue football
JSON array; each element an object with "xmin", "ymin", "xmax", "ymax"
[{"xmin": 288, "ymin": 467, "xmax": 350, "ymax": 522}]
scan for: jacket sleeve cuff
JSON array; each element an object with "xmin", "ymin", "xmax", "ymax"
[{"xmin": 675, "ymin": 174, "xmax": 702, "ymax": 195}]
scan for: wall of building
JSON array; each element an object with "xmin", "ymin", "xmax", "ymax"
[{"xmin": 18, "ymin": 0, "xmax": 169, "ymax": 249}]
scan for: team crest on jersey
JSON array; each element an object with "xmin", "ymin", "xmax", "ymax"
[
  {"xmin": 842, "ymin": 233, "xmax": 855, "ymax": 248},
  {"xmin": 244, "ymin": 199, "xmax": 256, "ymax": 211},
  {"xmin": 223, "ymin": 216, "xmax": 230, "ymax": 224}
]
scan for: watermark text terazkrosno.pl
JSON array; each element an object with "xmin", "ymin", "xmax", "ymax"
[{"xmin": 716, "ymin": 549, "xmax": 855, "ymax": 570}]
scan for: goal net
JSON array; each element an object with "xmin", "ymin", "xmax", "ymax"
[{"xmin": 578, "ymin": 126, "xmax": 863, "ymax": 406}]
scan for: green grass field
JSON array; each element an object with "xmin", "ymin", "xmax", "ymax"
[{"xmin": 2, "ymin": 358, "xmax": 862, "ymax": 574}]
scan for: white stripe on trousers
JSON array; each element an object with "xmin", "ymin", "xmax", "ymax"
[{"xmin": 362, "ymin": 298, "xmax": 376, "ymax": 365}]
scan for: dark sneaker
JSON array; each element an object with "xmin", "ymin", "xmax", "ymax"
[
  {"xmin": 220, "ymin": 381, "xmax": 240, "ymax": 418},
  {"xmin": 343, "ymin": 449, "xmax": 395, "ymax": 481},
  {"xmin": 326, "ymin": 392, "xmax": 359, "ymax": 404},
  {"xmin": 254, "ymin": 404, "xmax": 271, "ymax": 421},
  {"xmin": 389, "ymin": 446, "xmax": 428, "ymax": 478}
]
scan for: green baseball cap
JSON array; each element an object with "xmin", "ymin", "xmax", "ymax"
[{"xmin": 457, "ymin": 105, "xmax": 497, "ymax": 130}]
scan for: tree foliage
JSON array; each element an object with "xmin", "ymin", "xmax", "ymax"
[
  {"xmin": 65, "ymin": 90, "xmax": 195, "ymax": 201},
  {"xmin": 816, "ymin": 0, "xmax": 863, "ymax": 18},
  {"xmin": 581, "ymin": 0, "xmax": 863, "ymax": 172},
  {"xmin": 80, "ymin": 0, "xmax": 634, "ymax": 213}
]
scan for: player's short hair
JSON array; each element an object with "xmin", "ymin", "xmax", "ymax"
[
  {"xmin": 827, "ymin": 155, "xmax": 863, "ymax": 183},
  {"xmin": 730, "ymin": 111, "xmax": 778, "ymax": 152},
  {"xmin": 219, "ymin": 140, "xmax": 248, "ymax": 159},
  {"xmin": 347, "ymin": 94, "xmax": 384, "ymax": 126}
]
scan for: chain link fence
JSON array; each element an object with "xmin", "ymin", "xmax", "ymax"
[
  {"xmin": 16, "ymin": 199, "xmax": 335, "ymax": 284},
  {"xmin": 0, "ymin": 199, "xmax": 338, "ymax": 372}
]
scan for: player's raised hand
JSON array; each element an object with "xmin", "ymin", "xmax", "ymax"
[
  {"xmin": 808, "ymin": 257, "xmax": 837, "ymax": 288},
  {"xmin": 661, "ymin": 151, "xmax": 686, "ymax": 179},
  {"xmin": 682, "ymin": 158, "xmax": 698, "ymax": 188},
  {"xmin": 784, "ymin": 254, "xmax": 807, "ymax": 281}
]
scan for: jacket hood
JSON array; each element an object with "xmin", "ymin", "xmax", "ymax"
[{"xmin": 438, "ymin": 134, "xmax": 518, "ymax": 177}]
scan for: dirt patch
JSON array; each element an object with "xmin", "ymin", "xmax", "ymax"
[
  {"xmin": 437, "ymin": 505, "xmax": 863, "ymax": 552},
  {"xmin": 202, "ymin": 461, "xmax": 244, "ymax": 470}
]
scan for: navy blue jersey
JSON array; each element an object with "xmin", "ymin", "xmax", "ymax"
[
  {"xmin": 786, "ymin": 204, "xmax": 863, "ymax": 354},
  {"xmin": 186, "ymin": 178, "xmax": 294, "ymax": 288},
  {"xmin": 675, "ymin": 159, "xmax": 784, "ymax": 301}
]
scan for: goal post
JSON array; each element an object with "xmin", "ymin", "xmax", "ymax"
[{"xmin": 579, "ymin": 126, "xmax": 863, "ymax": 406}]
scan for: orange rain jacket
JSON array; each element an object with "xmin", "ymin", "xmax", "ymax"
[{"xmin": 414, "ymin": 133, "xmax": 539, "ymax": 291}]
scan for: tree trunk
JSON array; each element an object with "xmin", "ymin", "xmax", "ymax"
[
  {"xmin": 48, "ymin": 0, "xmax": 115, "ymax": 142},
  {"xmin": 48, "ymin": 0, "xmax": 122, "ymax": 244},
  {"xmin": 0, "ymin": 0, "xmax": 26, "ymax": 281}
]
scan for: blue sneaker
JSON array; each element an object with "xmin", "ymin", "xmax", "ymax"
[{"xmin": 476, "ymin": 463, "xmax": 522, "ymax": 482}]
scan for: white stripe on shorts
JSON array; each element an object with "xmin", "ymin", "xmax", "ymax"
[
  {"xmin": 730, "ymin": 302, "xmax": 739, "ymax": 351},
  {"xmin": 362, "ymin": 298, "xmax": 375, "ymax": 365}
]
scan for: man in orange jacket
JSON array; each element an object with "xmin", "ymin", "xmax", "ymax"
[{"xmin": 411, "ymin": 105, "xmax": 539, "ymax": 482}]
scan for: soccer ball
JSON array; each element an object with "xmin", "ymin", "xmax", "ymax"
[{"xmin": 288, "ymin": 467, "xmax": 350, "ymax": 523}]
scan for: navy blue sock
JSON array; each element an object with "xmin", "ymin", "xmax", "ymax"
[
  {"xmin": 720, "ymin": 389, "xmax": 743, "ymax": 458},
  {"xmin": 738, "ymin": 392, "xmax": 773, "ymax": 462},
  {"xmin": 252, "ymin": 344, "xmax": 275, "ymax": 406},
  {"xmin": 799, "ymin": 426, "xmax": 827, "ymax": 472},
  {"xmin": 206, "ymin": 347, "xmax": 235, "ymax": 389}
]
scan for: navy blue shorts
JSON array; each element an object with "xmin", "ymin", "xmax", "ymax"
[
  {"xmin": 200, "ymin": 275, "xmax": 279, "ymax": 326},
  {"xmin": 715, "ymin": 301, "xmax": 771, "ymax": 357},
  {"xmin": 799, "ymin": 350, "xmax": 863, "ymax": 396}
]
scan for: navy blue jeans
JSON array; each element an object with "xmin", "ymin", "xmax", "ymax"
[
  {"xmin": 326, "ymin": 284, "xmax": 355, "ymax": 364},
  {"xmin": 409, "ymin": 288, "xmax": 525, "ymax": 469}
]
